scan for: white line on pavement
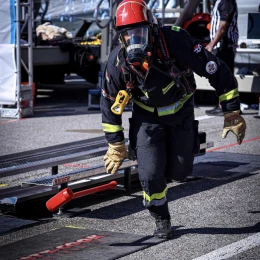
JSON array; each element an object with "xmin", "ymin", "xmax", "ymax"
[
  {"xmin": 195, "ymin": 115, "xmax": 215, "ymax": 121},
  {"xmin": 192, "ymin": 233, "xmax": 260, "ymax": 260}
]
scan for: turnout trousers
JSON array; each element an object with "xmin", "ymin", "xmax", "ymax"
[{"xmin": 129, "ymin": 100, "xmax": 199, "ymax": 218}]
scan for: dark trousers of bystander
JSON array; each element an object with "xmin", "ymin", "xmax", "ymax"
[{"xmin": 213, "ymin": 46, "xmax": 235, "ymax": 73}]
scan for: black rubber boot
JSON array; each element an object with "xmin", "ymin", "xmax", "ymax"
[
  {"xmin": 205, "ymin": 105, "xmax": 223, "ymax": 116},
  {"xmin": 153, "ymin": 218, "xmax": 173, "ymax": 239}
]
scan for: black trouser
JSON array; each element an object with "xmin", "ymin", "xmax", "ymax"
[
  {"xmin": 213, "ymin": 47, "xmax": 235, "ymax": 73},
  {"xmin": 129, "ymin": 100, "xmax": 199, "ymax": 219}
]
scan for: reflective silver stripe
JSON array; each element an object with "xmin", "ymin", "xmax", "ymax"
[
  {"xmin": 143, "ymin": 197, "xmax": 167, "ymax": 207},
  {"xmin": 157, "ymin": 101, "xmax": 181, "ymax": 116},
  {"xmin": 143, "ymin": 187, "xmax": 168, "ymax": 207},
  {"xmin": 157, "ymin": 94, "xmax": 193, "ymax": 116}
]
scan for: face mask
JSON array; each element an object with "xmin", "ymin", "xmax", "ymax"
[{"xmin": 119, "ymin": 25, "xmax": 152, "ymax": 67}]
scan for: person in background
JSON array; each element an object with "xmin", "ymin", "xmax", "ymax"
[
  {"xmin": 205, "ymin": 0, "xmax": 239, "ymax": 116},
  {"xmin": 101, "ymin": 0, "xmax": 246, "ymax": 240}
]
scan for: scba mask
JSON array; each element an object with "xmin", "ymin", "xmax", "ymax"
[{"xmin": 120, "ymin": 25, "xmax": 152, "ymax": 67}]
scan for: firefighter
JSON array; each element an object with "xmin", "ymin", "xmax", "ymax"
[{"xmin": 100, "ymin": 0, "xmax": 246, "ymax": 239}]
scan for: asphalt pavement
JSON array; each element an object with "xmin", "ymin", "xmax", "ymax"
[{"xmin": 0, "ymin": 88, "xmax": 259, "ymax": 260}]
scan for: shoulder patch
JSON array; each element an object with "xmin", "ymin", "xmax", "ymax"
[
  {"xmin": 194, "ymin": 44, "xmax": 202, "ymax": 54},
  {"xmin": 206, "ymin": 61, "xmax": 218, "ymax": 74},
  {"xmin": 171, "ymin": 26, "xmax": 180, "ymax": 32}
]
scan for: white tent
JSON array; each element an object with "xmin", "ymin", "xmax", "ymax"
[
  {"xmin": 0, "ymin": 0, "xmax": 16, "ymax": 105},
  {"xmin": 0, "ymin": 0, "xmax": 33, "ymax": 118}
]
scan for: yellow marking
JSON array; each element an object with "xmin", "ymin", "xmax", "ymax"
[{"xmin": 65, "ymin": 226, "xmax": 86, "ymax": 229}]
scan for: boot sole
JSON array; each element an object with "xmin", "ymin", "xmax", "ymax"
[{"xmin": 154, "ymin": 231, "xmax": 173, "ymax": 240}]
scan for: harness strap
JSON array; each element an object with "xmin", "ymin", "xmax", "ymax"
[
  {"xmin": 119, "ymin": 26, "xmax": 195, "ymax": 107},
  {"xmin": 156, "ymin": 28, "xmax": 172, "ymax": 66}
]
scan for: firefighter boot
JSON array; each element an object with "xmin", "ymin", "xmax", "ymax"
[{"xmin": 153, "ymin": 218, "xmax": 173, "ymax": 239}]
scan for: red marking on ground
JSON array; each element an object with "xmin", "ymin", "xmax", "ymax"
[
  {"xmin": 0, "ymin": 119, "xmax": 25, "ymax": 124},
  {"xmin": 18, "ymin": 234, "xmax": 105, "ymax": 259},
  {"xmin": 207, "ymin": 136, "xmax": 260, "ymax": 152}
]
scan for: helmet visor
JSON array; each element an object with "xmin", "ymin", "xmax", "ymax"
[{"xmin": 120, "ymin": 26, "xmax": 150, "ymax": 52}]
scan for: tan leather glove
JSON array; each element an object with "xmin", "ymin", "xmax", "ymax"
[
  {"xmin": 104, "ymin": 142, "xmax": 128, "ymax": 174},
  {"xmin": 222, "ymin": 110, "xmax": 246, "ymax": 145}
]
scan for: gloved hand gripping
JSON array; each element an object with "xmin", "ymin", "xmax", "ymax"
[
  {"xmin": 222, "ymin": 110, "xmax": 246, "ymax": 145},
  {"xmin": 104, "ymin": 142, "xmax": 128, "ymax": 174}
]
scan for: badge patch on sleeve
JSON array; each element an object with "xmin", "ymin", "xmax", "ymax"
[
  {"xmin": 206, "ymin": 61, "xmax": 218, "ymax": 74},
  {"xmin": 194, "ymin": 44, "xmax": 202, "ymax": 53}
]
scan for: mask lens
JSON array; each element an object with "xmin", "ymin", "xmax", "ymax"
[
  {"xmin": 122, "ymin": 26, "xmax": 149, "ymax": 47},
  {"xmin": 119, "ymin": 26, "xmax": 151, "ymax": 67}
]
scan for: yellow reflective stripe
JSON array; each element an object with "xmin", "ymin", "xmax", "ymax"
[
  {"xmin": 102, "ymin": 123, "xmax": 124, "ymax": 133},
  {"xmin": 132, "ymin": 99, "xmax": 155, "ymax": 112},
  {"xmin": 141, "ymin": 90, "xmax": 149, "ymax": 98},
  {"xmin": 162, "ymin": 81, "xmax": 175, "ymax": 94},
  {"xmin": 133, "ymin": 94, "xmax": 193, "ymax": 116},
  {"xmin": 219, "ymin": 88, "xmax": 239, "ymax": 102},
  {"xmin": 144, "ymin": 197, "xmax": 167, "ymax": 207},
  {"xmin": 143, "ymin": 187, "xmax": 168, "ymax": 202},
  {"xmin": 157, "ymin": 94, "xmax": 193, "ymax": 116},
  {"xmin": 171, "ymin": 26, "xmax": 180, "ymax": 32}
]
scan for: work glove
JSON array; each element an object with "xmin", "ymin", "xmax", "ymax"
[
  {"xmin": 104, "ymin": 142, "xmax": 128, "ymax": 174},
  {"xmin": 222, "ymin": 110, "xmax": 246, "ymax": 145}
]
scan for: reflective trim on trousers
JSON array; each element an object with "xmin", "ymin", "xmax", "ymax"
[
  {"xmin": 219, "ymin": 88, "xmax": 239, "ymax": 102},
  {"xmin": 143, "ymin": 196, "xmax": 168, "ymax": 207},
  {"xmin": 143, "ymin": 187, "xmax": 168, "ymax": 207},
  {"xmin": 102, "ymin": 123, "xmax": 124, "ymax": 133}
]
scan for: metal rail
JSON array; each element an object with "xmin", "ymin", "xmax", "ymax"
[
  {"xmin": 0, "ymin": 136, "xmax": 108, "ymax": 177},
  {"xmin": 0, "ymin": 134, "xmax": 213, "ymax": 213},
  {"xmin": 21, "ymin": 159, "xmax": 137, "ymax": 188}
]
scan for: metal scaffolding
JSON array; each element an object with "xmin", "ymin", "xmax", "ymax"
[{"xmin": 0, "ymin": 0, "xmax": 34, "ymax": 119}]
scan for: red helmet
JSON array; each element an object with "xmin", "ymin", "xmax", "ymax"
[
  {"xmin": 183, "ymin": 13, "xmax": 211, "ymax": 30},
  {"xmin": 183, "ymin": 13, "xmax": 210, "ymax": 46},
  {"xmin": 115, "ymin": 0, "xmax": 153, "ymax": 30}
]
